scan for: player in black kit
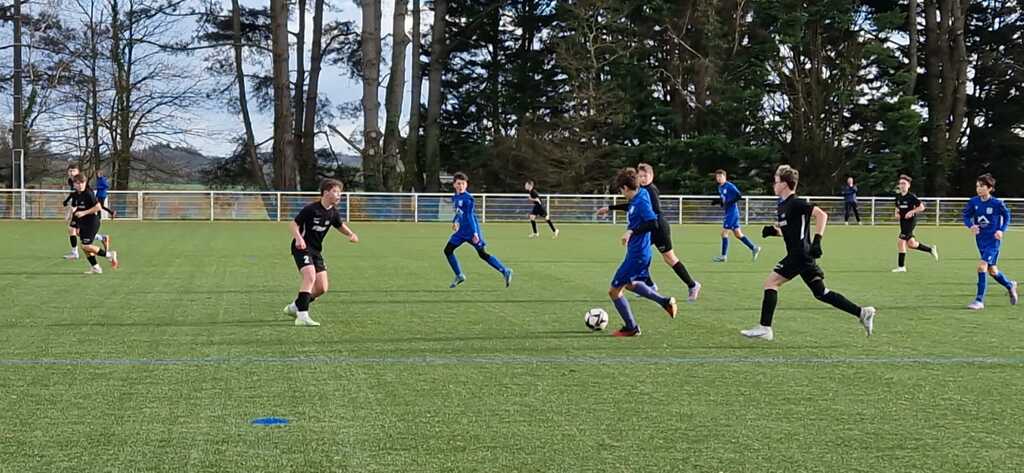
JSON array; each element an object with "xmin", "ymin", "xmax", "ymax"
[
  {"xmin": 892, "ymin": 174, "xmax": 938, "ymax": 272},
  {"xmin": 525, "ymin": 180, "xmax": 559, "ymax": 238},
  {"xmin": 598, "ymin": 163, "xmax": 701, "ymax": 302},
  {"xmin": 69, "ymin": 174, "xmax": 119, "ymax": 274},
  {"xmin": 62, "ymin": 164, "xmax": 82, "ymax": 259},
  {"xmin": 283, "ymin": 179, "xmax": 359, "ymax": 327},
  {"xmin": 740, "ymin": 165, "xmax": 875, "ymax": 341}
]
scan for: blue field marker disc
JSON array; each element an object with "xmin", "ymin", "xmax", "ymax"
[{"xmin": 250, "ymin": 417, "xmax": 289, "ymax": 426}]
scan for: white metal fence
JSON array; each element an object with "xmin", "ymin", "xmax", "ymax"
[{"xmin": 1, "ymin": 189, "xmax": 1021, "ymax": 226}]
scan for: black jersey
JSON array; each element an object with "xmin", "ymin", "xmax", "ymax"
[
  {"xmin": 777, "ymin": 194, "xmax": 815, "ymax": 258},
  {"xmin": 644, "ymin": 183, "xmax": 664, "ymax": 218},
  {"xmin": 71, "ymin": 187, "xmax": 100, "ymax": 226},
  {"xmin": 529, "ymin": 189, "xmax": 541, "ymax": 202},
  {"xmin": 292, "ymin": 201, "xmax": 343, "ymax": 253},
  {"xmin": 896, "ymin": 192, "xmax": 921, "ymax": 220}
]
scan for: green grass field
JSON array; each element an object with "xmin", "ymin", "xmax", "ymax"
[{"xmin": 2, "ymin": 220, "xmax": 1023, "ymax": 472}]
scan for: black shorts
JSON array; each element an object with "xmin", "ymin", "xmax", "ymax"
[
  {"xmin": 773, "ymin": 255, "xmax": 825, "ymax": 282},
  {"xmin": 899, "ymin": 219, "xmax": 917, "ymax": 240},
  {"xmin": 68, "ymin": 218, "xmax": 79, "ymax": 229},
  {"xmin": 530, "ymin": 203, "xmax": 547, "ymax": 218},
  {"xmin": 651, "ymin": 221, "xmax": 672, "ymax": 253},
  {"xmin": 78, "ymin": 220, "xmax": 100, "ymax": 245},
  {"xmin": 292, "ymin": 248, "xmax": 326, "ymax": 273}
]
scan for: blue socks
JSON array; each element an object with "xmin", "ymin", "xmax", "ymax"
[
  {"xmin": 740, "ymin": 235, "xmax": 757, "ymax": 251},
  {"xmin": 612, "ymin": 296, "xmax": 637, "ymax": 330},
  {"xmin": 723, "ymin": 236, "xmax": 756, "ymax": 256},
  {"xmin": 629, "ymin": 281, "xmax": 670, "ymax": 306},
  {"xmin": 976, "ymin": 271, "xmax": 1015, "ymax": 302},
  {"xmin": 993, "ymin": 272, "xmax": 1014, "ymax": 290},
  {"xmin": 485, "ymin": 255, "xmax": 507, "ymax": 274},
  {"xmin": 446, "ymin": 253, "xmax": 463, "ymax": 277}
]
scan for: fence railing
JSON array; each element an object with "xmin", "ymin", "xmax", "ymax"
[{"xmin": 1, "ymin": 189, "xmax": 1021, "ymax": 226}]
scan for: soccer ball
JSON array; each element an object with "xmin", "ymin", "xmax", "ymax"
[{"xmin": 584, "ymin": 308, "xmax": 609, "ymax": 331}]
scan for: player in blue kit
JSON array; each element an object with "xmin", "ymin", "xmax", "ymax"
[
  {"xmin": 607, "ymin": 168, "xmax": 678, "ymax": 337},
  {"xmin": 712, "ymin": 169, "xmax": 760, "ymax": 262},
  {"xmin": 963, "ymin": 173, "xmax": 1018, "ymax": 310},
  {"xmin": 444, "ymin": 172, "xmax": 513, "ymax": 288}
]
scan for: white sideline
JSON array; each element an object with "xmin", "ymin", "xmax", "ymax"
[{"xmin": 1, "ymin": 355, "xmax": 1022, "ymax": 367}]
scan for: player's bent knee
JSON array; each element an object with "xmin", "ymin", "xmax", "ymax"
[
  {"xmin": 476, "ymin": 248, "xmax": 490, "ymax": 260},
  {"xmin": 808, "ymin": 279, "xmax": 828, "ymax": 300}
]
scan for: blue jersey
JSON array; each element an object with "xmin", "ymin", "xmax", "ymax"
[
  {"xmin": 963, "ymin": 196, "xmax": 1010, "ymax": 245},
  {"xmin": 95, "ymin": 176, "xmax": 109, "ymax": 198},
  {"xmin": 719, "ymin": 182, "xmax": 741, "ymax": 215},
  {"xmin": 452, "ymin": 192, "xmax": 481, "ymax": 238},
  {"xmin": 625, "ymin": 188, "xmax": 657, "ymax": 259}
]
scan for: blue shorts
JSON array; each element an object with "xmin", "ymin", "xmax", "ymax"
[
  {"xmin": 978, "ymin": 240, "xmax": 1001, "ymax": 265},
  {"xmin": 449, "ymin": 233, "xmax": 486, "ymax": 249},
  {"xmin": 611, "ymin": 254, "xmax": 651, "ymax": 288},
  {"xmin": 723, "ymin": 211, "xmax": 741, "ymax": 230}
]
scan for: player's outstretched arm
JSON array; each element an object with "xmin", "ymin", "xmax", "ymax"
[
  {"xmin": 601, "ymin": 203, "xmax": 629, "ymax": 214},
  {"xmin": 761, "ymin": 225, "xmax": 781, "ymax": 238},
  {"xmin": 338, "ymin": 222, "xmax": 359, "ymax": 243}
]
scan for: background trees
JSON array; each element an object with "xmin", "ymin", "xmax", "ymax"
[{"xmin": 1, "ymin": 0, "xmax": 1021, "ymax": 195}]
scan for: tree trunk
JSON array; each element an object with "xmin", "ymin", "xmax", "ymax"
[
  {"xmin": 382, "ymin": 0, "xmax": 409, "ymax": 191},
  {"xmin": 301, "ymin": 0, "xmax": 327, "ymax": 190},
  {"xmin": 88, "ymin": 5, "xmax": 101, "ymax": 177},
  {"xmin": 905, "ymin": 0, "xmax": 918, "ymax": 96},
  {"xmin": 360, "ymin": 0, "xmax": 384, "ymax": 191},
  {"xmin": 423, "ymin": 0, "xmax": 447, "ymax": 192},
  {"xmin": 487, "ymin": 2, "xmax": 500, "ymax": 140},
  {"xmin": 110, "ymin": 0, "xmax": 132, "ymax": 189},
  {"xmin": 923, "ymin": 0, "xmax": 968, "ymax": 195},
  {"xmin": 271, "ymin": 0, "xmax": 296, "ymax": 190},
  {"xmin": 293, "ymin": 0, "xmax": 309, "ymax": 189},
  {"xmin": 232, "ymin": 0, "xmax": 268, "ymax": 189},
  {"xmin": 403, "ymin": 0, "xmax": 423, "ymax": 191}
]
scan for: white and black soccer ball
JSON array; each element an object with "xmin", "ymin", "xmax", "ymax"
[{"xmin": 584, "ymin": 308, "xmax": 609, "ymax": 331}]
